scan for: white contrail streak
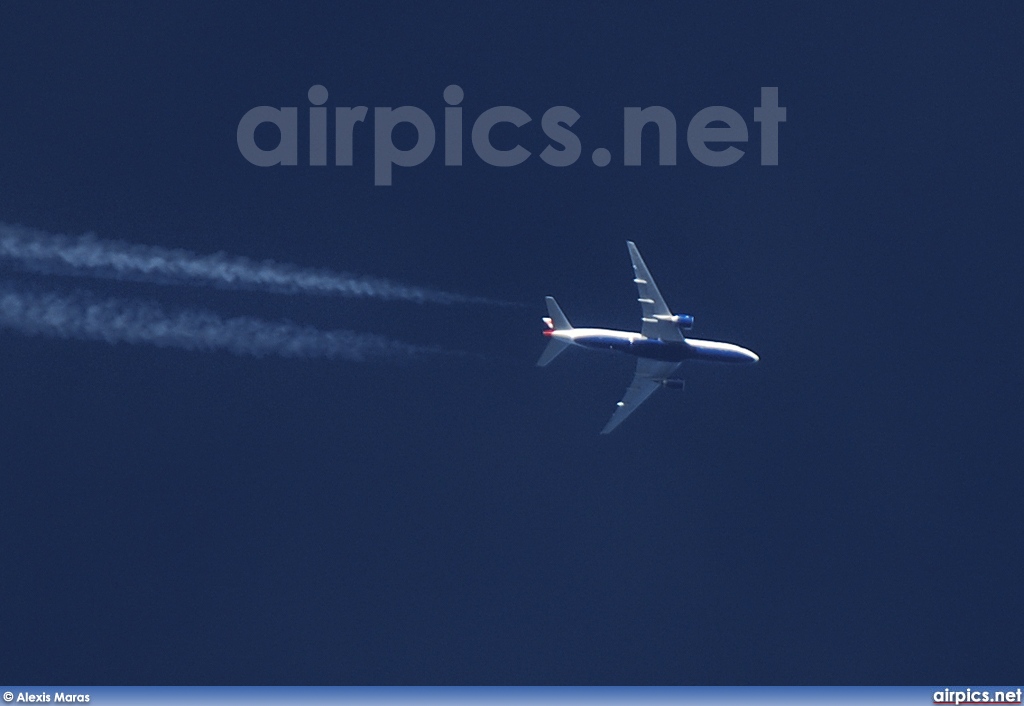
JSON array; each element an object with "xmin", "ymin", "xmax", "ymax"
[
  {"xmin": 0, "ymin": 223, "xmax": 491, "ymax": 305},
  {"xmin": 0, "ymin": 285, "xmax": 440, "ymax": 361}
]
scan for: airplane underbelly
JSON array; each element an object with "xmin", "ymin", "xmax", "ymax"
[
  {"xmin": 687, "ymin": 342, "xmax": 757, "ymax": 363},
  {"xmin": 576, "ymin": 336, "xmax": 632, "ymax": 353},
  {"xmin": 626, "ymin": 339, "xmax": 691, "ymax": 361}
]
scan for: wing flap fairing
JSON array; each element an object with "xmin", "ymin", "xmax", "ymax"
[
  {"xmin": 626, "ymin": 242, "xmax": 684, "ymax": 342},
  {"xmin": 600, "ymin": 358, "xmax": 682, "ymax": 434}
]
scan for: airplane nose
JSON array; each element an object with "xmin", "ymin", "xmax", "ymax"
[{"xmin": 744, "ymin": 348, "xmax": 760, "ymax": 363}]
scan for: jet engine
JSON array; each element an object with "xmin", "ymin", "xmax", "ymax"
[
  {"xmin": 653, "ymin": 313, "xmax": 694, "ymax": 330},
  {"xmin": 660, "ymin": 379, "xmax": 686, "ymax": 390},
  {"xmin": 674, "ymin": 314, "xmax": 695, "ymax": 330}
]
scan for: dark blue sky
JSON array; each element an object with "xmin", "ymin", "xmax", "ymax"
[{"xmin": 1, "ymin": 1, "xmax": 1022, "ymax": 684}]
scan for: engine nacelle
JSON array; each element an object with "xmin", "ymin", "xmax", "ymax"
[
  {"xmin": 654, "ymin": 313, "xmax": 695, "ymax": 330},
  {"xmin": 675, "ymin": 314, "xmax": 695, "ymax": 330},
  {"xmin": 660, "ymin": 378, "xmax": 686, "ymax": 390}
]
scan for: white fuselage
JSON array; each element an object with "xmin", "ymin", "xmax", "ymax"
[{"xmin": 545, "ymin": 327, "xmax": 759, "ymax": 364}]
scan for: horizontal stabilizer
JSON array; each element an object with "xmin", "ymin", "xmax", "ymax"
[{"xmin": 536, "ymin": 338, "xmax": 571, "ymax": 367}]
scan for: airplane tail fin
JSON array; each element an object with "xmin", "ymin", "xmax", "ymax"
[
  {"xmin": 537, "ymin": 296, "xmax": 573, "ymax": 367},
  {"xmin": 544, "ymin": 296, "xmax": 572, "ymax": 330}
]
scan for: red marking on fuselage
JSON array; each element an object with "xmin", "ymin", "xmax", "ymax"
[{"xmin": 542, "ymin": 329, "xmax": 553, "ymax": 337}]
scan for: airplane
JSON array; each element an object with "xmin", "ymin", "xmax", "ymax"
[{"xmin": 537, "ymin": 241, "xmax": 759, "ymax": 434}]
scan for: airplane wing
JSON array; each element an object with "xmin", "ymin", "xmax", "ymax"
[
  {"xmin": 601, "ymin": 358, "xmax": 682, "ymax": 434},
  {"xmin": 627, "ymin": 241, "xmax": 684, "ymax": 342}
]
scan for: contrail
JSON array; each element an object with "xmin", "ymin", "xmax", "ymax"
[
  {"xmin": 0, "ymin": 284, "xmax": 442, "ymax": 362},
  {"xmin": 0, "ymin": 222, "xmax": 494, "ymax": 305}
]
